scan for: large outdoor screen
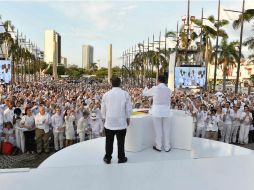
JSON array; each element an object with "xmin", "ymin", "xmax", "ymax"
[
  {"xmin": 175, "ymin": 67, "xmax": 206, "ymax": 88},
  {"xmin": 0, "ymin": 60, "xmax": 12, "ymax": 83}
]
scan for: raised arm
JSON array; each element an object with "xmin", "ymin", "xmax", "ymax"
[{"xmin": 142, "ymin": 86, "xmax": 154, "ymax": 97}]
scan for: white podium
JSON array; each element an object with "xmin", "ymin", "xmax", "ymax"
[{"xmin": 125, "ymin": 110, "xmax": 193, "ymax": 152}]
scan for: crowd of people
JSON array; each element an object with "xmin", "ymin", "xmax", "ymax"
[{"xmin": 0, "ymin": 76, "xmax": 253, "ymax": 155}]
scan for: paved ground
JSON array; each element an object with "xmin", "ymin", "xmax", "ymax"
[
  {"xmin": 0, "ymin": 152, "xmax": 54, "ymax": 169},
  {"xmin": 1, "ymin": 143, "xmax": 254, "ymax": 169}
]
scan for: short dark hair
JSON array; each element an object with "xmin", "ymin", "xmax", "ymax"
[
  {"xmin": 158, "ymin": 75, "xmax": 166, "ymax": 83},
  {"xmin": 111, "ymin": 77, "xmax": 121, "ymax": 87}
]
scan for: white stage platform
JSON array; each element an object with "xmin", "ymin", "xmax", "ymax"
[
  {"xmin": 1, "ymin": 138, "xmax": 254, "ymax": 190},
  {"xmin": 39, "ymin": 137, "xmax": 254, "ymax": 168}
]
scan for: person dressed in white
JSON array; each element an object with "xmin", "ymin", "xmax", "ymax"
[
  {"xmin": 216, "ymin": 106, "xmax": 225, "ymax": 141},
  {"xmin": 239, "ymin": 105, "xmax": 253, "ymax": 144},
  {"xmin": 51, "ymin": 106, "xmax": 64, "ymax": 151},
  {"xmin": 0, "ymin": 106, "xmax": 3, "ymax": 151},
  {"xmin": 3, "ymin": 122, "xmax": 16, "ymax": 146},
  {"xmin": 89, "ymin": 112, "xmax": 104, "ymax": 139},
  {"xmin": 77, "ymin": 110, "xmax": 90, "ymax": 142},
  {"xmin": 20, "ymin": 107, "xmax": 35, "ymax": 154},
  {"xmin": 222, "ymin": 102, "xmax": 234, "ymax": 143},
  {"xmin": 231, "ymin": 105, "xmax": 241, "ymax": 144},
  {"xmin": 3, "ymin": 101, "xmax": 14, "ymax": 125},
  {"xmin": 101, "ymin": 77, "xmax": 132, "ymax": 164},
  {"xmin": 3, "ymin": 69, "xmax": 11, "ymax": 83},
  {"xmin": 143, "ymin": 75, "xmax": 172, "ymax": 152},
  {"xmin": 35, "ymin": 106, "xmax": 51, "ymax": 154},
  {"xmin": 196, "ymin": 104, "xmax": 207, "ymax": 138},
  {"xmin": 64, "ymin": 108, "xmax": 75, "ymax": 147},
  {"xmin": 206, "ymin": 109, "xmax": 219, "ymax": 140},
  {"xmin": 13, "ymin": 108, "xmax": 25, "ymax": 153}
]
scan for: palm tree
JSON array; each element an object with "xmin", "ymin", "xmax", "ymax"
[
  {"xmin": 233, "ymin": 9, "xmax": 254, "ymax": 92},
  {"xmin": 215, "ymin": 38, "xmax": 241, "ymax": 92},
  {"xmin": 233, "ymin": 9, "xmax": 254, "ymax": 29},
  {"xmin": 90, "ymin": 62, "xmax": 98, "ymax": 72},
  {"xmin": 193, "ymin": 16, "xmax": 228, "ymax": 63},
  {"xmin": 248, "ymin": 54, "xmax": 254, "ymax": 63},
  {"xmin": 243, "ymin": 25, "xmax": 254, "ymax": 63}
]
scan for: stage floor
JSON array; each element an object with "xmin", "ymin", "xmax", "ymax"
[
  {"xmin": 1, "ymin": 137, "xmax": 254, "ymax": 190},
  {"xmin": 39, "ymin": 137, "xmax": 254, "ymax": 168}
]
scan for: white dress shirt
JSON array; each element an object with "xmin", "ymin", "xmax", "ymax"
[
  {"xmin": 0, "ymin": 108, "xmax": 4, "ymax": 126},
  {"xmin": 196, "ymin": 110, "xmax": 207, "ymax": 128},
  {"xmin": 232, "ymin": 110, "xmax": 241, "ymax": 127},
  {"xmin": 51, "ymin": 113, "xmax": 64, "ymax": 133},
  {"xmin": 143, "ymin": 83, "xmax": 172, "ymax": 117},
  {"xmin": 206, "ymin": 115, "xmax": 219, "ymax": 132},
  {"xmin": 89, "ymin": 119, "xmax": 104, "ymax": 135},
  {"xmin": 35, "ymin": 113, "xmax": 51, "ymax": 133},
  {"xmin": 4, "ymin": 108, "xmax": 14, "ymax": 124},
  {"xmin": 222, "ymin": 108, "xmax": 234, "ymax": 125},
  {"xmin": 101, "ymin": 87, "xmax": 132, "ymax": 130},
  {"xmin": 77, "ymin": 117, "xmax": 89, "ymax": 134},
  {"xmin": 20, "ymin": 115, "xmax": 35, "ymax": 131},
  {"xmin": 240, "ymin": 112, "xmax": 253, "ymax": 125}
]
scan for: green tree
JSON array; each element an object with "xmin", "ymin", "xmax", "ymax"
[
  {"xmin": 233, "ymin": 9, "xmax": 254, "ymax": 30},
  {"xmin": 193, "ymin": 15, "xmax": 228, "ymax": 66},
  {"xmin": 243, "ymin": 25, "xmax": 254, "ymax": 63},
  {"xmin": 95, "ymin": 67, "xmax": 108, "ymax": 78},
  {"xmin": 90, "ymin": 62, "xmax": 98, "ymax": 72},
  {"xmin": 215, "ymin": 38, "xmax": 241, "ymax": 92}
]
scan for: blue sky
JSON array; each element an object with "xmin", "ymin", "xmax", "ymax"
[{"xmin": 0, "ymin": 0, "xmax": 253, "ymax": 67}]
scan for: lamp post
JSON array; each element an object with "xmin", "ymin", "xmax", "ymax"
[
  {"xmin": 213, "ymin": 0, "xmax": 221, "ymax": 91},
  {"xmin": 224, "ymin": 0, "xmax": 245, "ymax": 94}
]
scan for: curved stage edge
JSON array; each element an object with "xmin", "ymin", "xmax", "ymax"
[
  {"xmin": 39, "ymin": 137, "xmax": 254, "ymax": 168},
  {"xmin": 1, "ymin": 137, "xmax": 254, "ymax": 190}
]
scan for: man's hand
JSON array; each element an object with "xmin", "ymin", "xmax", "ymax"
[{"xmin": 127, "ymin": 118, "xmax": 130, "ymax": 126}]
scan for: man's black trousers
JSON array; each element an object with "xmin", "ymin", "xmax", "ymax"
[{"xmin": 104, "ymin": 128, "xmax": 126, "ymax": 160}]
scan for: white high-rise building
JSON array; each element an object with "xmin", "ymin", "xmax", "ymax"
[
  {"xmin": 61, "ymin": 57, "xmax": 67, "ymax": 67},
  {"xmin": 44, "ymin": 30, "xmax": 61, "ymax": 65},
  {"xmin": 82, "ymin": 45, "xmax": 93, "ymax": 69}
]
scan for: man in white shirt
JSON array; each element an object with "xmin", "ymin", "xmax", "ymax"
[
  {"xmin": 143, "ymin": 75, "xmax": 172, "ymax": 152},
  {"xmin": 239, "ymin": 105, "xmax": 253, "ymax": 144},
  {"xmin": 222, "ymin": 102, "xmax": 234, "ymax": 143},
  {"xmin": 35, "ymin": 106, "xmax": 51, "ymax": 154},
  {"xmin": 51, "ymin": 106, "xmax": 64, "ymax": 151},
  {"xmin": 89, "ymin": 112, "xmax": 104, "ymax": 138},
  {"xmin": 101, "ymin": 77, "xmax": 132, "ymax": 164},
  {"xmin": 3, "ymin": 101, "xmax": 14, "ymax": 125}
]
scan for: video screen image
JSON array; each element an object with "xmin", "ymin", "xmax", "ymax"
[
  {"xmin": 175, "ymin": 67, "xmax": 206, "ymax": 88},
  {"xmin": 0, "ymin": 60, "xmax": 12, "ymax": 83}
]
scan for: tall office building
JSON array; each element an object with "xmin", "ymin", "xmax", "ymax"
[
  {"xmin": 61, "ymin": 56, "xmax": 68, "ymax": 67},
  {"xmin": 44, "ymin": 30, "xmax": 61, "ymax": 64},
  {"xmin": 82, "ymin": 45, "xmax": 93, "ymax": 69}
]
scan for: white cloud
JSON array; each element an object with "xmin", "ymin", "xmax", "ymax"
[
  {"xmin": 68, "ymin": 27, "xmax": 107, "ymax": 40},
  {"xmin": 123, "ymin": 4, "xmax": 137, "ymax": 10},
  {"xmin": 48, "ymin": 2, "xmax": 113, "ymax": 30},
  {"xmin": 82, "ymin": 2, "xmax": 113, "ymax": 30}
]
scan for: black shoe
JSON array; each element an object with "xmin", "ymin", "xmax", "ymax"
[
  {"xmin": 153, "ymin": 146, "xmax": 161, "ymax": 152},
  {"xmin": 118, "ymin": 157, "xmax": 128, "ymax": 164},
  {"xmin": 103, "ymin": 157, "xmax": 111, "ymax": 164},
  {"xmin": 165, "ymin": 148, "xmax": 171, "ymax": 152}
]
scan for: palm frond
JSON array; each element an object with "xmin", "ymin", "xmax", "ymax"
[{"xmin": 243, "ymin": 37, "xmax": 254, "ymax": 49}]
